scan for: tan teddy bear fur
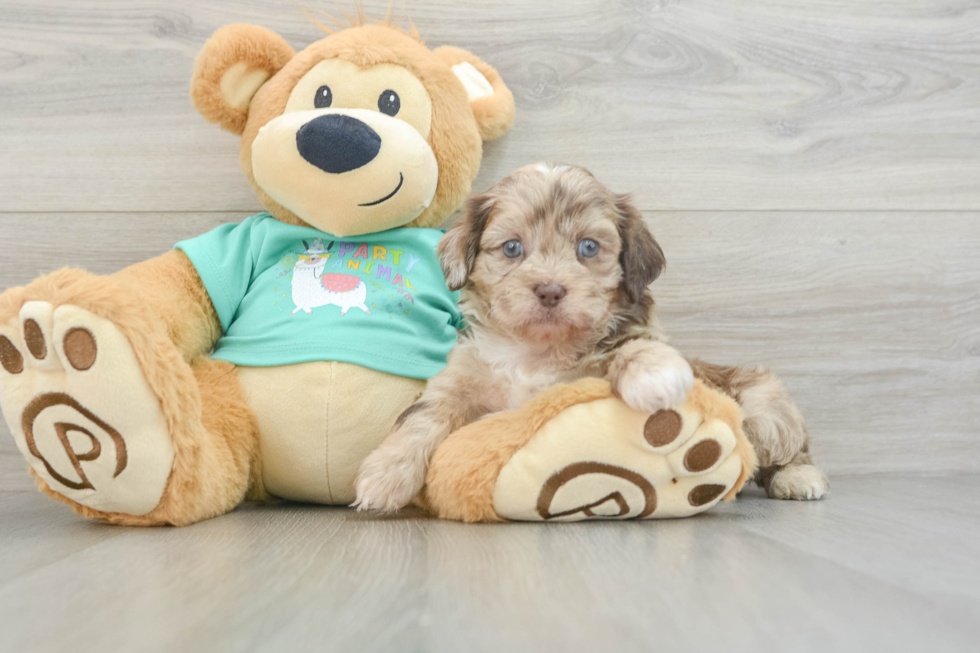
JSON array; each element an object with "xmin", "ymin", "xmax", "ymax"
[{"xmin": 0, "ymin": 20, "xmax": 514, "ymax": 526}]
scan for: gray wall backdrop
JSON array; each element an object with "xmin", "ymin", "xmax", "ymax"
[{"xmin": 1, "ymin": 0, "xmax": 978, "ymax": 487}]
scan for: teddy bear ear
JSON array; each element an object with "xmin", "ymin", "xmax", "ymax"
[
  {"xmin": 191, "ymin": 24, "xmax": 295, "ymax": 136},
  {"xmin": 434, "ymin": 46, "xmax": 515, "ymax": 141}
]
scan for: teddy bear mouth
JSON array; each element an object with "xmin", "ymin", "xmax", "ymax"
[{"xmin": 358, "ymin": 172, "xmax": 405, "ymax": 207}]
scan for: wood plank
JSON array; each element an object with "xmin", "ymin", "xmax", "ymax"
[
  {"xmin": 1, "ymin": 0, "xmax": 980, "ymax": 212},
  {"xmin": 0, "ymin": 439, "xmax": 32, "ymax": 493},
  {"xmin": 0, "ymin": 489, "xmax": 128, "ymax": 584},
  {"xmin": 734, "ymin": 475, "xmax": 980, "ymax": 602},
  {"xmin": 0, "ymin": 476, "xmax": 978, "ymax": 653},
  {"xmin": 648, "ymin": 211, "xmax": 980, "ymax": 475},
  {"xmin": 0, "ymin": 211, "xmax": 976, "ymax": 478}
]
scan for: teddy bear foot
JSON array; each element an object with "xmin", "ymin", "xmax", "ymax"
[
  {"xmin": 0, "ymin": 301, "xmax": 175, "ymax": 516},
  {"xmin": 493, "ymin": 393, "xmax": 746, "ymax": 521},
  {"xmin": 424, "ymin": 378, "xmax": 757, "ymax": 522}
]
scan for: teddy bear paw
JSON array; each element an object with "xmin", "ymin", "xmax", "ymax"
[
  {"xmin": 492, "ymin": 391, "xmax": 746, "ymax": 521},
  {"xmin": 0, "ymin": 301, "xmax": 174, "ymax": 515}
]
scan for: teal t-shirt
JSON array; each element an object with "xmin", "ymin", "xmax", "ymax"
[{"xmin": 175, "ymin": 213, "xmax": 462, "ymax": 379}]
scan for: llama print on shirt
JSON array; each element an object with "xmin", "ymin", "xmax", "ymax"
[{"xmin": 289, "ymin": 239, "xmax": 371, "ymax": 316}]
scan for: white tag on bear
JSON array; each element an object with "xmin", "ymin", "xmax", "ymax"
[{"xmin": 452, "ymin": 62, "xmax": 494, "ymax": 101}]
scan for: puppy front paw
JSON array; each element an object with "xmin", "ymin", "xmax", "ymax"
[
  {"xmin": 352, "ymin": 446, "xmax": 426, "ymax": 513},
  {"xmin": 618, "ymin": 365, "xmax": 693, "ymax": 413},
  {"xmin": 610, "ymin": 342, "xmax": 694, "ymax": 413}
]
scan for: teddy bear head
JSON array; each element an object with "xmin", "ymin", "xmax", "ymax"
[{"xmin": 191, "ymin": 20, "xmax": 514, "ymax": 236}]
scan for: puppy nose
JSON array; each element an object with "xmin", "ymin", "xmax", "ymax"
[
  {"xmin": 534, "ymin": 283, "xmax": 567, "ymax": 308},
  {"xmin": 296, "ymin": 114, "xmax": 381, "ymax": 174}
]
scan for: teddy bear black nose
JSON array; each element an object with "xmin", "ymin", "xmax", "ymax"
[{"xmin": 295, "ymin": 114, "xmax": 381, "ymax": 174}]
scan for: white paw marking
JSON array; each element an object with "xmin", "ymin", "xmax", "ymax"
[
  {"xmin": 618, "ymin": 360, "xmax": 694, "ymax": 414},
  {"xmin": 353, "ymin": 447, "xmax": 425, "ymax": 513},
  {"xmin": 0, "ymin": 303, "xmax": 173, "ymax": 515},
  {"xmin": 768, "ymin": 464, "xmax": 830, "ymax": 501}
]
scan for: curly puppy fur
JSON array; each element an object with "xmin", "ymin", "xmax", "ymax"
[
  {"xmin": 355, "ymin": 163, "xmax": 677, "ymax": 511},
  {"xmin": 690, "ymin": 360, "xmax": 828, "ymax": 499},
  {"xmin": 354, "ymin": 164, "xmax": 828, "ymax": 512},
  {"xmin": 355, "ymin": 164, "xmax": 828, "ymax": 511}
]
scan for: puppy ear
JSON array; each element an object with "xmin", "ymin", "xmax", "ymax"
[
  {"xmin": 439, "ymin": 193, "xmax": 495, "ymax": 291},
  {"xmin": 615, "ymin": 194, "xmax": 666, "ymax": 303},
  {"xmin": 191, "ymin": 24, "xmax": 295, "ymax": 136},
  {"xmin": 434, "ymin": 46, "xmax": 515, "ymax": 141}
]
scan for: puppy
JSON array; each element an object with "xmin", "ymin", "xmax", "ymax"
[{"xmin": 354, "ymin": 163, "xmax": 829, "ymax": 512}]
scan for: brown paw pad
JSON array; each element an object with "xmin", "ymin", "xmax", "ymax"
[
  {"xmin": 684, "ymin": 439, "xmax": 722, "ymax": 472},
  {"xmin": 0, "ymin": 335, "xmax": 23, "ymax": 374},
  {"xmin": 23, "ymin": 318, "xmax": 46, "ymax": 359},
  {"xmin": 644, "ymin": 409, "xmax": 682, "ymax": 447},
  {"xmin": 63, "ymin": 327, "xmax": 97, "ymax": 371},
  {"xmin": 688, "ymin": 484, "xmax": 726, "ymax": 507}
]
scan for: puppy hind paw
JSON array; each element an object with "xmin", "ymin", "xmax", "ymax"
[{"xmin": 766, "ymin": 464, "xmax": 830, "ymax": 501}]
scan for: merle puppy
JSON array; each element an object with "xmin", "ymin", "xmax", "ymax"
[{"xmin": 354, "ymin": 163, "xmax": 829, "ymax": 512}]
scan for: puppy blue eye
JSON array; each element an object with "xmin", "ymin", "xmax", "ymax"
[
  {"xmin": 578, "ymin": 239, "xmax": 600, "ymax": 258},
  {"xmin": 503, "ymin": 240, "xmax": 524, "ymax": 259}
]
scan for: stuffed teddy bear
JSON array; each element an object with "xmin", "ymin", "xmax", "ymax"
[
  {"xmin": 0, "ymin": 19, "xmax": 514, "ymax": 525},
  {"xmin": 0, "ymin": 17, "xmax": 755, "ymax": 526}
]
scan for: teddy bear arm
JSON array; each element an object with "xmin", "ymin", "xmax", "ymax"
[{"xmin": 112, "ymin": 250, "xmax": 222, "ymax": 362}]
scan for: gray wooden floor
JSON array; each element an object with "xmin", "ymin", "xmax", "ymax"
[
  {"xmin": 2, "ymin": 473, "xmax": 979, "ymax": 653},
  {"xmin": 1, "ymin": 1, "xmax": 979, "ymax": 651}
]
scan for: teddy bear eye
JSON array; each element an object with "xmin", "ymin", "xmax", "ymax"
[
  {"xmin": 378, "ymin": 90, "xmax": 400, "ymax": 116},
  {"xmin": 314, "ymin": 85, "xmax": 332, "ymax": 109},
  {"xmin": 578, "ymin": 239, "xmax": 600, "ymax": 258},
  {"xmin": 503, "ymin": 240, "xmax": 524, "ymax": 259}
]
